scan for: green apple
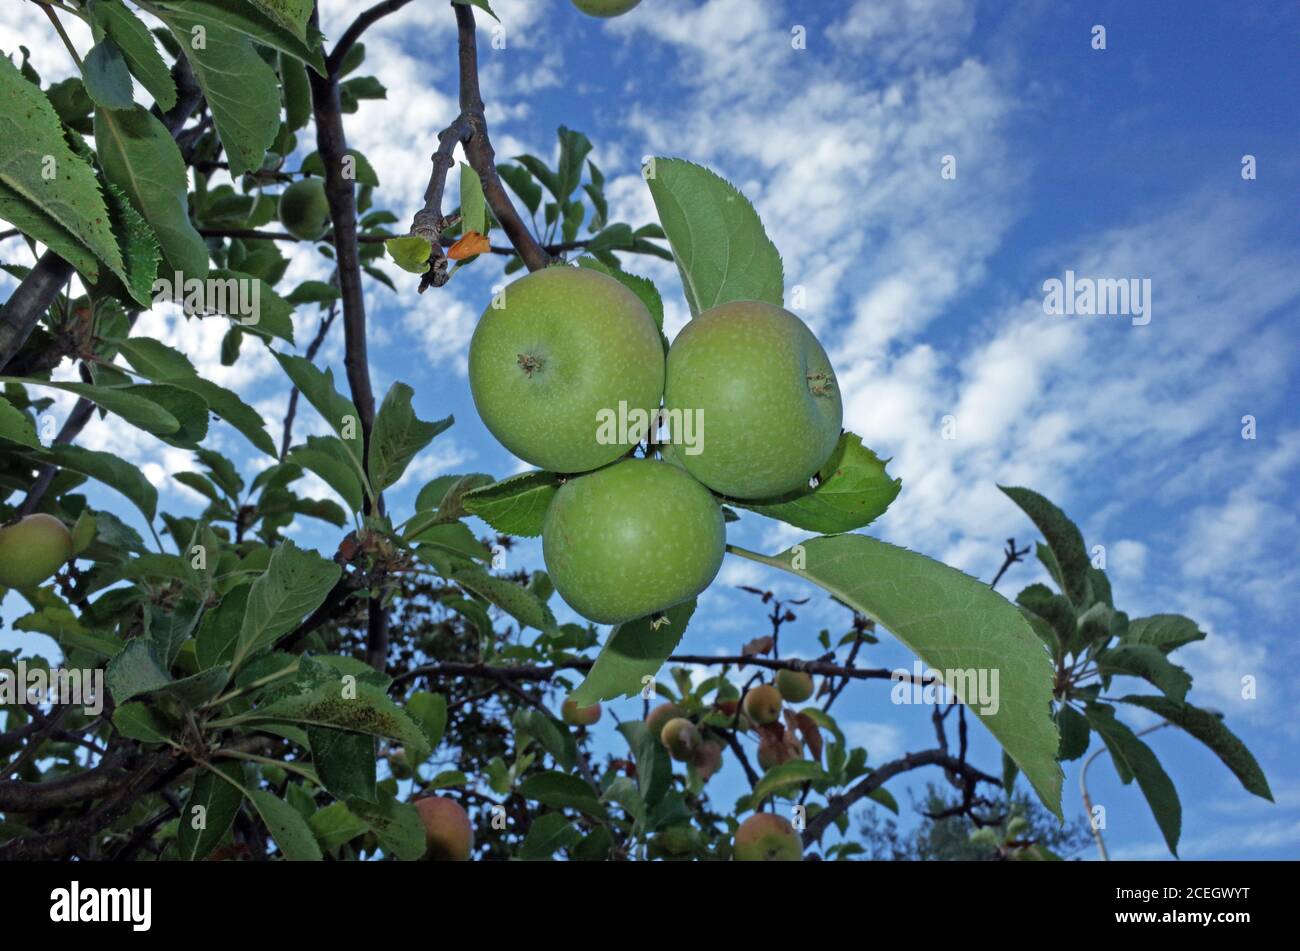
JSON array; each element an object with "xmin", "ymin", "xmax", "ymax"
[
  {"xmin": 278, "ymin": 178, "xmax": 331, "ymax": 241},
  {"xmin": 660, "ymin": 717, "xmax": 700, "ymax": 762},
  {"xmin": 468, "ymin": 267, "xmax": 664, "ymax": 473},
  {"xmin": 645, "ymin": 701, "xmax": 684, "ymax": 739},
  {"xmin": 734, "ymin": 812, "xmax": 802, "ymax": 862},
  {"xmin": 542, "ymin": 459, "xmax": 724, "ymax": 624},
  {"xmin": 414, "ymin": 796, "xmax": 474, "ymax": 861},
  {"xmin": 775, "ymin": 669, "xmax": 814, "ymax": 703},
  {"xmin": 561, "ymin": 697, "xmax": 602, "ymax": 726},
  {"xmin": 0, "ymin": 514, "xmax": 73, "ymax": 590},
  {"xmin": 571, "ymin": 0, "xmax": 641, "ymax": 17},
  {"xmin": 664, "ymin": 301, "xmax": 842, "ymax": 499},
  {"xmin": 693, "ymin": 738, "xmax": 724, "ymax": 781},
  {"xmin": 742, "ymin": 684, "xmax": 783, "ymax": 726}
]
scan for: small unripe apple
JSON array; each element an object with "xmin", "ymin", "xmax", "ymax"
[
  {"xmin": 775, "ymin": 669, "xmax": 814, "ymax": 703},
  {"xmin": 742, "ymin": 684, "xmax": 783, "ymax": 726},
  {"xmin": 0, "ymin": 514, "xmax": 73, "ymax": 590},
  {"xmin": 561, "ymin": 697, "xmax": 602, "ymax": 726},
  {"xmin": 645, "ymin": 702, "xmax": 683, "ymax": 739},
  {"xmin": 542, "ymin": 460, "xmax": 725, "ymax": 624},
  {"xmin": 664, "ymin": 301, "xmax": 842, "ymax": 499},
  {"xmin": 734, "ymin": 812, "xmax": 802, "ymax": 862},
  {"xmin": 468, "ymin": 267, "xmax": 664, "ymax": 473},
  {"xmin": 413, "ymin": 796, "xmax": 474, "ymax": 861},
  {"xmin": 693, "ymin": 738, "xmax": 724, "ymax": 781},
  {"xmin": 278, "ymin": 177, "xmax": 331, "ymax": 241},
  {"xmin": 660, "ymin": 717, "xmax": 701, "ymax": 762},
  {"xmin": 571, "ymin": 0, "xmax": 641, "ymax": 17}
]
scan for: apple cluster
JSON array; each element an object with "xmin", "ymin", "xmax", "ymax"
[{"xmin": 467, "ymin": 266, "xmax": 843, "ymax": 626}]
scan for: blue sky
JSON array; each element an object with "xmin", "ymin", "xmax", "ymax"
[{"xmin": 2, "ymin": 0, "xmax": 1297, "ymax": 859}]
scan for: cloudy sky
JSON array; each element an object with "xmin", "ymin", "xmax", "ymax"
[{"xmin": 3, "ymin": 0, "xmax": 1297, "ymax": 859}]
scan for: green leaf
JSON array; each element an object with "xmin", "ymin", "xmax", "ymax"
[
  {"xmin": 368, "ymin": 382, "xmax": 452, "ymax": 494},
  {"xmin": 1118, "ymin": 695, "xmax": 1272, "ymax": 802},
  {"xmin": 459, "ymin": 161, "xmax": 486, "ymax": 236},
  {"xmin": 497, "ymin": 163, "xmax": 541, "ymax": 214},
  {"xmin": 733, "ymin": 433, "xmax": 901, "ymax": 533},
  {"xmin": 738, "ymin": 535, "xmax": 1063, "ymax": 819},
  {"xmin": 0, "ymin": 180, "xmax": 102, "ymax": 286},
  {"xmin": 272, "ymin": 352, "xmax": 362, "ymax": 449},
  {"xmin": 0, "ymin": 395, "xmax": 39, "ymax": 447},
  {"xmin": 999, "ymin": 486, "xmax": 1090, "ymax": 607},
  {"xmin": 517, "ymin": 771, "xmax": 606, "ymax": 818},
  {"xmin": 555, "ymin": 126, "xmax": 592, "ymax": 202},
  {"xmin": 231, "ymin": 539, "xmax": 342, "ymax": 668},
  {"xmin": 1016, "ymin": 583, "xmax": 1075, "ymax": 655},
  {"xmin": 1085, "ymin": 704, "xmax": 1181, "ymax": 856},
  {"xmin": 95, "ymin": 104, "xmax": 209, "ymax": 279},
  {"xmin": 1096, "ymin": 644, "xmax": 1191, "ymax": 704},
  {"xmin": 82, "ymin": 39, "xmax": 136, "ymax": 110},
  {"xmin": 287, "ymin": 436, "xmax": 365, "ymax": 513},
  {"xmin": 405, "ymin": 691, "xmax": 448, "ymax": 751},
  {"xmin": 451, "ymin": 0, "xmax": 500, "ymax": 23},
  {"xmin": 423, "ymin": 551, "xmax": 558, "ymax": 634},
  {"xmin": 460, "ymin": 470, "xmax": 560, "ymax": 537},
  {"xmin": 309, "ymin": 728, "xmax": 376, "ymax": 803},
  {"xmin": 112, "ymin": 702, "xmax": 173, "ymax": 744},
  {"xmin": 147, "ymin": 0, "xmax": 325, "ymax": 73},
  {"xmin": 33, "ymin": 444, "xmax": 158, "ymax": 522},
  {"xmin": 1055, "ymin": 704, "xmax": 1090, "ymax": 761},
  {"xmin": 100, "ymin": 181, "xmax": 162, "ymax": 307},
  {"xmin": 243, "ymin": 679, "xmax": 430, "ymax": 766},
  {"xmin": 248, "ymin": 788, "xmax": 322, "ymax": 860},
  {"xmin": 177, "ymin": 762, "xmax": 244, "ymax": 861},
  {"xmin": 152, "ymin": 10, "xmax": 280, "ymax": 176},
  {"xmin": 113, "ymin": 337, "xmax": 277, "ymax": 456},
  {"xmin": 514, "ymin": 154, "xmax": 561, "ymax": 202},
  {"xmin": 280, "ymin": 52, "xmax": 311, "ymax": 131},
  {"xmin": 616, "ymin": 721, "xmax": 670, "ymax": 812},
  {"xmin": 384, "ymin": 235, "xmax": 431, "ymax": 274},
  {"xmin": 644, "ymin": 157, "xmax": 784, "ymax": 317},
  {"xmin": 347, "ymin": 793, "xmax": 427, "ymax": 860},
  {"xmin": 1121, "ymin": 614, "xmax": 1206, "ymax": 654},
  {"xmin": 106, "ymin": 639, "xmax": 172, "ymax": 703},
  {"xmin": 247, "ymin": 0, "xmax": 315, "ymax": 40},
  {"xmin": 0, "ymin": 55, "xmax": 124, "ymax": 279},
  {"xmin": 753, "ymin": 759, "xmax": 826, "ymax": 801},
  {"xmin": 570, "ymin": 600, "xmax": 697, "ymax": 706},
  {"xmin": 519, "ymin": 812, "xmax": 580, "ymax": 860},
  {"xmin": 89, "ymin": 0, "xmax": 177, "ymax": 110}
]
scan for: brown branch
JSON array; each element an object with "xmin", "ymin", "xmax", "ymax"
[
  {"xmin": 280, "ymin": 289, "xmax": 340, "ymax": 458},
  {"xmin": 800, "ymin": 749, "xmax": 1001, "ymax": 848},
  {"xmin": 326, "ymin": 0, "xmax": 416, "ymax": 76},
  {"xmin": 453, "ymin": 2, "xmax": 550, "ymax": 272},
  {"xmin": 0, "ymin": 252, "xmax": 76, "ymax": 373}
]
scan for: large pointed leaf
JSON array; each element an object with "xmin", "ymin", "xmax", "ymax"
[
  {"xmin": 644, "ymin": 158, "xmax": 783, "ymax": 317},
  {"xmin": 367, "ymin": 382, "xmax": 452, "ymax": 494},
  {"xmin": 1096, "ymin": 644, "xmax": 1191, "ymax": 704},
  {"xmin": 732, "ymin": 433, "xmax": 901, "ymax": 533},
  {"xmin": 999, "ymin": 486, "xmax": 1090, "ymax": 607},
  {"xmin": 0, "ymin": 55, "xmax": 123, "ymax": 277},
  {"xmin": 33, "ymin": 444, "xmax": 158, "ymax": 522},
  {"xmin": 1086, "ymin": 704, "xmax": 1181, "ymax": 856},
  {"xmin": 95, "ymin": 104, "xmax": 209, "ymax": 278},
  {"xmin": 247, "ymin": 788, "xmax": 322, "ymax": 860},
  {"xmin": 89, "ymin": 0, "xmax": 177, "ymax": 110},
  {"xmin": 177, "ymin": 762, "xmax": 244, "ymax": 860},
  {"xmin": 1118, "ymin": 695, "xmax": 1272, "ymax": 802},
  {"xmin": 736, "ymin": 535, "xmax": 1063, "ymax": 818},
  {"xmin": 153, "ymin": 9, "xmax": 281, "ymax": 176},
  {"xmin": 570, "ymin": 600, "xmax": 697, "ymax": 706},
  {"xmin": 460, "ymin": 470, "xmax": 560, "ymax": 538},
  {"xmin": 231, "ymin": 540, "xmax": 341, "ymax": 668},
  {"xmin": 288, "ymin": 436, "xmax": 365, "ymax": 514},
  {"xmin": 1121, "ymin": 614, "xmax": 1206, "ymax": 654}
]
